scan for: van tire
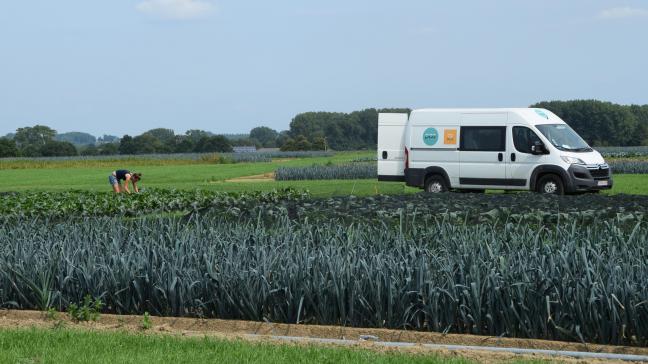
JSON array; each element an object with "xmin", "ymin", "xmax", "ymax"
[
  {"xmin": 536, "ymin": 174, "xmax": 564, "ymax": 195},
  {"xmin": 424, "ymin": 175, "xmax": 448, "ymax": 193}
]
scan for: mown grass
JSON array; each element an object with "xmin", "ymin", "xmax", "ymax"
[{"xmin": 0, "ymin": 327, "xmax": 473, "ymax": 364}]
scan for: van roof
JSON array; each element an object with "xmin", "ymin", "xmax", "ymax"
[
  {"xmin": 408, "ymin": 108, "xmax": 563, "ymax": 126},
  {"xmin": 413, "ymin": 107, "xmax": 539, "ymax": 113}
]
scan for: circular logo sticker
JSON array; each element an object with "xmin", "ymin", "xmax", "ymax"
[{"xmin": 423, "ymin": 128, "xmax": 439, "ymax": 146}]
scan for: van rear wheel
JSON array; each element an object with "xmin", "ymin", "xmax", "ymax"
[
  {"xmin": 424, "ymin": 175, "xmax": 448, "ymax": 193},
  {"xmin": 536, "ymin": 174, "xmax": 564, "ymax": 195}
]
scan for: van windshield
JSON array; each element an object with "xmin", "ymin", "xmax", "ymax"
[{"xmin": 535, "ymin": 124, "xmax": 592, "ymax": 152}]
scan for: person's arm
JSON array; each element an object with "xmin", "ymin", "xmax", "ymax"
[
  {"xmin": 123, "ymin": 175, "xmax": 131, "ymax": 194},
  {"xmin": 133, "ymin": 180, "xmax": 139, "ymax": 193}
]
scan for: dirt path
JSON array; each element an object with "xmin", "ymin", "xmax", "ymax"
[
  {"xmin": 1, "ymin": 310, "xmax": 646, "ymax": 363},
  {"xmin": 225, "ymin": 172, "xmax": 275, "ymax": 183}
]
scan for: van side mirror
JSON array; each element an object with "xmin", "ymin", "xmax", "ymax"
[{"xmin": 530, "ymin": 141, "xmax": 547, "ymax": 155}]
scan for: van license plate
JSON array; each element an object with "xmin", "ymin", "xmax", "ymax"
[{"xmin": 597, "ymin": 181, "xmax": 608, "ymax": 186}]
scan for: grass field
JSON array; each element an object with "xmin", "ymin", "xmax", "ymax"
[
  {"xmin": 0, "ymin": 328, "xmax": 472, "ymax": 364},
  {"xmin": 0, "ymin": 151, "xmax": 646, "ymax": 196}
]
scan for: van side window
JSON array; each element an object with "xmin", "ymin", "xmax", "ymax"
[
  {"xmin": 459, "ymin": 126, "xmax": 506, "ymax": 152},
  {"xmin": 513, "ymin": 126, "xmax": 542, "ymax": 154}
]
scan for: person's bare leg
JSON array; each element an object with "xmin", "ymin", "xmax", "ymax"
[{"xmin": 112, "ymin": 183, "xmax": 120, "ymax": 193}]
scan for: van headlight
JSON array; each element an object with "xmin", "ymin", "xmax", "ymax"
[{"xmin": 561, "ymin": 156, "xmax": 585, "ymax": 164}]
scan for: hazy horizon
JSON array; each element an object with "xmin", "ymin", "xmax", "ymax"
[{"xmin": 1, "ymin": 1, "xmax": 647, "ymax": 137}]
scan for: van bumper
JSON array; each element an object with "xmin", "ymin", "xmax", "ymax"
[
  {"xmin": 566, "ymin": 164, "xmax": 613, "ymax": 192},
  {"xmin": 404, "ymin": 168, "xmax": 425, "ymax": 187}
]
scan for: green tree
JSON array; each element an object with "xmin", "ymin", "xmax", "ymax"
[
  {"xmin": 55, "ymin": 132, "xmax": 96, "ymax": 146},
  {"xmin": 39, "ymin": 140, "xmax": 78, "ymax": 156},
  {"xmin": 132, "ymin": 134, "xmax": 166, "ymax": 154},
  {"xmin": 280, "ymin": 135, "xmax": 312, "ymax": 151},
  {"xmin": 14, "ymin": 125, "xmax": 56, "ymax": 147},
  {"xmin": 143, "ymin": 128, "xmax": 176, "ymax": 145},
  {"xmin": 194, "ymin": 135, "xmax": 233, "ymax": 153},
  {"xmin": 98, "ymin": 143, "xmax": 119, "ymax": 155},
  {"xmin": 250, "ymin": 126, "xmax": 278, "ymax": 148},
  {"xmin": 118, "ymin": 135, "xmax": 137, "ymax": 154},
  {"xmin": 174, "ymin": 135, "xmax": 195, "ymax": 153},
  {"xmin": 80, "ymin": 144, "xmax": 99, "ymax": 156},
  {"xmin": 0, "ymin": 139, "xmax": 18, "ymax": 157}
]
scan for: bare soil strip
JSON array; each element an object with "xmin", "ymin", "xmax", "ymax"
[
  {"xmin": 1, "ymin": 310, "xmax": 646, "ymax": 363},
  {"xmin": 225, "ymin": 172, "xmax": 275, "ymax": 182}
]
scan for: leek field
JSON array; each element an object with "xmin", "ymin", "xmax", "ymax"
[{"xmin": 1, "ymin": 150, "xmax": 648, "ymax": 349}]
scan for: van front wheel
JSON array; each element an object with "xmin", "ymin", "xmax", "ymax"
[
  {"xmin": 536, "ymin": 174, "xmax": 564, "ymax": 195},
  {"xmin": 424, "ymin": 175, "xmax": 448, "ymax": 193}
]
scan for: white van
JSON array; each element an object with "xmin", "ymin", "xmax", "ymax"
[{"xmin": 377, "ymin": 108, "xmax": 612, "ymax": 194}]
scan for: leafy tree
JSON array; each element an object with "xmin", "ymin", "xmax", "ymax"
[
  {"xmin": 250, "ymin": 126, "xmax": 278, "ymax": 148},
  {"xmin": 55, "ymin": 132, "xmax": 96, "ymax": 146},
  {"xmin": 80, "ymin": 144, "xmax": 99, "ymax": 156},
  {"xmin": 98, "ymin": 142, "xmax": 119, "ymax": 155},
  {"xmin": 174, "ymin": 135, "xmax": 195, "ymax": 153},
  {"xmin": 280, "ymin": 135, "xmax": 312, "ymax": 151},
  {"xmin": 185, "ymin": 129, "xmax": 212, "ymax": 142},
  {"xmin": 20, "ymin": 145, "xmax": 42, "ymax": 157},
  {"xmin": 275, "ymin": 131, "xmax": 290, "ymax": 148},
  {"xmin": 311, "ymin": 136, "xmax": 326, "ymax": 151},
  {"xmin": 287, "ymin": 108, "xmax": 410, "ymax": 150},
  {"xmin": 14, "ymin": 125, "xmax": 56, "ymax": 147},
  {"xmin": 143, "ymin": 128, "xmax": 176, "ymax": 145},
  {"xmin": 0, "ymin": 138, "xmax": 18, "ymax": 157},
  {"xmin": 132, "ymin": 134, "xmax": 167, "ymax": 154},
  {"xmin": 39, "ymin": 140, "xmax": 78, "ymax": 157},
  {"xmin": 195, "ymin": 135, "xmax": 233, "ymax": 153},
  {"xmin": 118, "ymin": 135, "xmax": 137, "ymax": 155}
]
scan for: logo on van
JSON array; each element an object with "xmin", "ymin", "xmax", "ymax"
[
  {"xmin": 423, "ymin": 128, "xmax": 439, "ymax": 146},
  {"xmin": 535, "ymin": 109, "xmax": 549, "ymax": 119}
]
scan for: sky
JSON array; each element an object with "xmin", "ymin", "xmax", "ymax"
[{"xmin": 1, "ymin": 1, "xmax": 647, "ymax": 137}]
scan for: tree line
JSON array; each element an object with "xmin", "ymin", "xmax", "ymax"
[{"xmin": 1, "ymin": 100, "xmax": 647, "ymax": 157}]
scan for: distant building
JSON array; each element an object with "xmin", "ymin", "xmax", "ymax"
[{"xmin": 232, "ymin": 146, "xmax": 257, "ymax": 153}]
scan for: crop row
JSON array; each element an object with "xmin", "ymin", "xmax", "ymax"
[
  {"xmin": 3, "ymin": 189, "xmax": 648, "ymax": 224},
  {"xmin": 273, "ymin": 160, "xmax": 647, "ymax": 182},
  {"xmin": 598, "ymin": 146, "xmax": 648, "ymax": 158},
  {"xmin": 608, "ymin": 160, "xmax": 648, "ymax": 174},
  {"xmin": 1, "ymin": 215, "xmax": 646, "ymax": 346},
  {"xmin": 0, "ymin": 189, "xmax": 309, "ymax": 218},
  {"xmin": 275, "ymin": 163, "xmax": 377, "ymax": 180}
]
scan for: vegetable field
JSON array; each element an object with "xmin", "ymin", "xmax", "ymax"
[
  {"xmin": 1, "ymin": 151, "xmax": 648, "ymax": 350},
  {"xmin": 1, "ymin": 190, "xmax": 648, "ymax": 346}
]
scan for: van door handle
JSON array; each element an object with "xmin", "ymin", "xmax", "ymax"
[
  {"xmin": 498, "ymin": 153, "xmax": 503, "ymax": 162},
  {"xmin": 382, "ymin": 151, "xmax": 388, "ymax": 160},
  {"xmin": 511, "ymin": 153, "xmax": 516, "ymax": 162}
]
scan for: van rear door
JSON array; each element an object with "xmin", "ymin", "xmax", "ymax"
[{"xmin": 377, "ymin": 113, "xmax": 408, "ymax": 181}]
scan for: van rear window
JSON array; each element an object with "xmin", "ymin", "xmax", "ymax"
[{"xmin": 460, "ymin": 126, "xmax": 506, "ymax": 152}]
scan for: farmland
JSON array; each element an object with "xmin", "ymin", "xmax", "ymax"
[{"xmin": 1, "ymin": 149, "xmax": 648, "ymax": 361}]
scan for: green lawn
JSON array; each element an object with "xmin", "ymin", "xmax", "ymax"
[
  {"xmin": 0, "ymin": 151, "xmax": 646, "ymax": 196},
  {"xmin": 0, "ymin": 327, "xmax": 472, "ymax": 364}
]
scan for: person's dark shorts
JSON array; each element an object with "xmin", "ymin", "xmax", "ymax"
[{"xmin": 108, "ymin": 175, "xmax": 118, "ymax": 185}]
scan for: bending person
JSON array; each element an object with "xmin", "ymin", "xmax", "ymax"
[{"xmin": 108, "ymin": 169, "xmax": 141, "ymax": 194}]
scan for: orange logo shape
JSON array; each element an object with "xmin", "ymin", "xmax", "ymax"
[{"xmin": 444, "ymin": 129, "xmax": 457, "ymax": 144}]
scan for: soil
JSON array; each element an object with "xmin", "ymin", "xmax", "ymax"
[
  {"xmin": 225, "ymin": 173, "xmax": 275, "ymax": 183},
  {"xmin": 1, "ymin": 310, "xmax": 646, "ymax": 363}
]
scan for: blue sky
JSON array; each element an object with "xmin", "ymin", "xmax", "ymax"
[{"xmin": 1, "ymin": 1, "xmax": 647, "ymax": 137}]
